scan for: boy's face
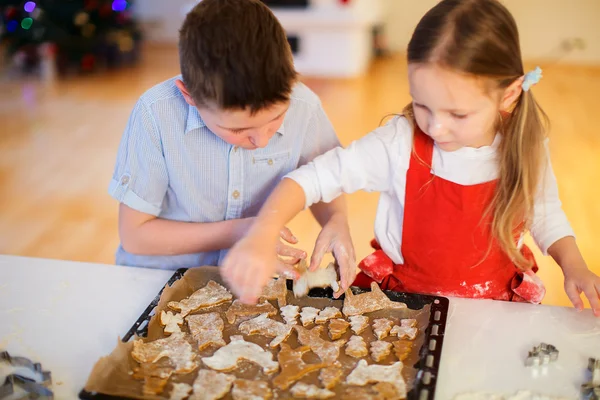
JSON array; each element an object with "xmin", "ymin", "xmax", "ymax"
[
  {"xmin": 176, "ymin": 79, "xmax": 289, "ymax": 150},
  {"xmin": 199, "ymin": 102, "xmax": 289, "ymax": 150}
]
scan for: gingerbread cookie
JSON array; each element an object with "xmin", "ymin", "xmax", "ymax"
[
  {"xmin": 300, "ymin": 306, "xmax": 320, "ymax": 326},
  {"xmin": 328, "ymin": 318, "xmax": 350, "ymax": 340},
  {"xmin": 342, "ymin": 282, "xmax": 407, "ymax": 317},
  {"xmin": 370, "ymin": 340, "xmax": 393, "ymax": 362},
  {"xmin": 346, "ymin": 360, "xmax": 406, "ymax": 398},
  {"xmin": 290, "ymin": 382, "xmax": 336, "ymax": 399},
  {"xmin": 131, "ymin": 332, "xmax": 198, "ymax": 375},
  {"xmin": 187, "ymin": 312, "xmax": 226, "ymax": 350},
  {"xmin": 169, "ymin": 383, "xmax": 192, "ymax": 400},
  {"xmin": 238, "ymin": 313, "xmax": 293, "ymax": 348},
  {"xmin": 225, "ymin": 299, "xmax": 278, "ymax": 324},
  {"xmin": 293, "ymin": 325, "xmax": 347, "ymax": 365},
  {"xmin": 315, "ymin": 307, "xmax": 342, "ymax": 324},
  {"xmin": 372, "ymin": 318, "xmax": 395, "ymax": 340},
  {"xmin": 390, "ymin": 319, "xmax": 418, "ymax": 340},
  {"xmin": 168, "ymin": 281, "xmax": 232, "ymax": 317},
  {"xmin": 293, "ymin": 261, "xmax": 340, "ymax": 298},
  {"xmin": 260, "ymin": 277, "xmax": 287, "ymax": 307},
  {"xmin": 345, "ymin": 383, "xmax": 401, "ymax": 400},
  {"xmin": 393, "ymin": 340, "xmax": 413, "ymax": 361},
  {"xmin": 319, "ymin": 363, "xmax": 343, "ymax": 390},
  {"xmin": 280, "ymin": 305, "xmax": 300, "ymax": 325},
  {"xmin": 189, "ymin": 369, "xmax": 235, "ymax": 400},
  {"xmin": 160, "ymin": 311, "xmax": 184, "ymax": 335},
  {"xmin": 201, "ymin": 335, "xmax": 279, "ymax": 375},
  {"xmin": 132, "ymin": 361, "xmax": 173, "ymax": 396},
  {"xmin": 345, "ymin": 335, "xmax": 368, "ymax": 358},
  {"xmin": 273, "ymin": 343, "xmax": 327, "ymax": 390},
  {"xmin": 349, "ymin": 315, "xmax": 369, "ymax": 334},
  {"xmin": 232, "ymin": 379, "xmax": 272, "ymax": 400}
]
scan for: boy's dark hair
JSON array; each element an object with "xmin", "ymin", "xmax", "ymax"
[{"xmin": 179, "ymin": 0, "xmax": 297, "ymax": 113}]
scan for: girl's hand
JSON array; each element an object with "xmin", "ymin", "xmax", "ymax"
[
  {"xmin": 563, "ymin": 264, "xmax": 600, "ymax": 317},
  {"xmin": 309, "ymin": 213, "xmax": 356, "ymax": 298}
]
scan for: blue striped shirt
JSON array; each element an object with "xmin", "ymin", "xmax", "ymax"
[{"xmin": 108, "ymin": 76, "xmax": 340, "ymax": 269}]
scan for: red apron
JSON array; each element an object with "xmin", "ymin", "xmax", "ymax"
[{"xmin": 353, "ymin": 128, "xmax": 545, "ymax": 303}]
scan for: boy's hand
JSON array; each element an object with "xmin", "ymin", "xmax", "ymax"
[
  {"xmin": 309, "ymin": 213, "xmax": 356, "ymax": 298},
  {"xmin": 221, "ymin": 226, "xmax": 303, "ymax": 305},
  {"xmin": 563, "ymin": 263, "xmax": 600, "ymax": 317},
  {"xmin": 277, "ymin": 227, "xmax": 307, "ymax": 265}
]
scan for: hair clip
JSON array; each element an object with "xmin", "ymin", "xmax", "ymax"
[{"xmin": 522, "ymin": 66, "xmax": 543, "ymax": 92}]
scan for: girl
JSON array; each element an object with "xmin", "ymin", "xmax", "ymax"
[{"xmin": 221, "ymin": 0, "xmax": 600, "ymax": 315}]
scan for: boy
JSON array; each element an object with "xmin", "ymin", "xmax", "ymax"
[{"xmin": 108, "ymin": 0, "xmax": 348, "ymax": 274}]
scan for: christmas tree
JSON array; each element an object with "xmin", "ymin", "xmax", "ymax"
[{"xmin": 0, "ymin": 0, "xmax": 142, "ymax": 75}]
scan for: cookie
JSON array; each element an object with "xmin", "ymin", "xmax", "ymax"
[
  {"xmin": 132, "ymin": 361, "xmax": 173, "ymax": 396},
  {"xmin": 346, "ymin": 360, "xmax": 406, "ymax": 398},
  {"xmin": 189, "ymin": 369, "xmax": 235, "ymax": 400},
  {"xmin": 293, "ymin": 325, "xmax": 347, "ymax": 365},
  {"xmin": 390, "ymin": 319, "xmax": 418, "ymax": 340},
  {"xmin": 168, "ymin": 281, "xmax": 232, "ymax": 317},
  {"xmin": 342, "ymin": 282, "xmax": 407, "ymax": 317},
  {"xmin": 315, "ymin": 307, "xmax": 342, "ymax": 324},
  {"xmin": 260, "ymin": 277, "xmax": 287, "ymax": 307},
  {"xmin": 300, "ymin": 306, "xmax": 320, "ymax": 326},
  {"xmin": 290, "ymin": 382, "xmax": 336, "ymax": 399},
  {"xmin": 272, "ymin": 343, "xmax": 327, "ymax": 390},
  {"xmin": 131, "ymin": 332, "xmax": 198, "ymax": 375},
  {"xmin": 293, "ymin": 261, "xmax": 340, "ymax": 298},
  {"xmin": 372, "ymin": 318, "xmax": 395, "ymax": 340},
  {"xmin": 225, "ymin": 300, "xmax": 278, "ymax": 325},
  {"xmin": 349, "ymin": 315, "xmax": 369, "ymax": 335},
  {"xmin": 186, "ymin": 312, "xmax": 226, "ymax": 350},
  {"xmin": 328, "ymin": 318, "xmax": 350, "ymax": 340},
  {"xmin": 232, "ymin": 379, "xmax": 272, "ymax": 400},
  {"xmin": 319, "ymin": 363, "xmax": 343, "ymax": 390},
  {"xmin": 280, "ymin": 305, "xmax": 300, "ymax": 325},
  {"xmin": 169, "ymin": 383, "xmax": 192, "ymax": 400},
  {"xmin": 345, "ymin": 335, "xmax": 368, "ymax": 358},
  {"xmin": 370, "ymin": 340, "xmax": 393, "ymax": 362},
  {"xmin": 160, "ymin": 311, "xmax": 184, "ymax": 335},
  {"xmin": 201, "ymin": 335, "xmax": 279, "ymax": 375},
  {"xmin": 238, "ymin": 313, "xmax": 293, "ymax": 348},
  {"xmin": 392, "ymin": 340, "xmax": 413, "ymax": 361}
]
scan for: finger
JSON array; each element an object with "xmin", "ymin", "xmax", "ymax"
[
  {"xmin": 564, "ymin": 281, "xmax": 584, "ymax": 311},
  {"xmin": 309, "ymin": 237, "xmax": 330, "ymax": 272},
  {"xmin": 238, "ymin": 258, "xmax": 263, "ymax": 304},
  {"xmin": 279, "ymin": 227, "xmax": 298, "ymax": 244},
  {"xmin": 334, "ymin": 253, "xmax": 356, "ymax": 299},
  {"xmin": 277, "ymin": 244, "xmax": 306, "ymax": 260},
  {"xmin": 582, "ymin": 284, "xmax": 600, "ymax": 317},
  {"xmin": 279, "ymin": 256, "xmax": 302, "ymax": 265},
  {"xmin": 276, "ymin": 261, "xmax": 301, "ymax": 280}
]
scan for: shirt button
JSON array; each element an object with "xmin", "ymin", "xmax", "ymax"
[
  {"xmin": 267, "ymin": 159, "xmax": 274, "ymax": 165},
  {"xmin": 232, "ymin": 190, "xmax": 240, "ymax": 199},
  {"xmin": 121, "ymin": 175, "xmax": 129, "ymax": 185}
]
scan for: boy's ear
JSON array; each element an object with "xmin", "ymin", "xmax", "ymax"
[
  {"xmin": 500, "ymin": 76, "xmax": 524, "ymax": 111},
  {"xmin": 175, "ymin": 79, "xmax": 197, "ymax": 107}
]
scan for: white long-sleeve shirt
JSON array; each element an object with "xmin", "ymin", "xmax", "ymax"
[{"xmin": 286, "ymin": 116, "xmax": 575, "ymax": 265}]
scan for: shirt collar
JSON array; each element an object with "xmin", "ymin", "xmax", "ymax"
[{"xmin": 184, "ymin": 104, "xmax": 287, "ymax": 136}]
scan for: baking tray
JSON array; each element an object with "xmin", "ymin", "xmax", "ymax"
[{"xmin": 80, "ymin": 268, "xmax": 449, "ymax": 400}]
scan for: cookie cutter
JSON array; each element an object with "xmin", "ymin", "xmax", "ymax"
[
  {"xmin": 582, "ymin": 358, "xmax": 600, "ymax": 400},
  {"xmin": 524, "ymin": 343, "xmax": 559, "ymax": 367},
  {"xmin": 0, "ymin": 351, "xmax": 53, "ymax": 399}
]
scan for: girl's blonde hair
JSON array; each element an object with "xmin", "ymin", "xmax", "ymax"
[{"xmin": 405, "ymin": 0, "xmax": 548, "ymax": 269}]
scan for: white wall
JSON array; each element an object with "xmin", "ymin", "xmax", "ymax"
[
  {"xmin": 381, "ymin": 0, "xmax": 600, "ymax": 64},
  {"xmin": 134, "ymin": 0, "xmax": 600, "ymax": 65}
]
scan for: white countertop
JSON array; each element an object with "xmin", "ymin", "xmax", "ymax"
[{"xmin": 0, "ymin": 255, "xmax": 598, "ymax": 399}]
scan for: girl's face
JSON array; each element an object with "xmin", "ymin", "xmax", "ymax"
[{"xmin": 408, "ymin": 63, "xmax": 508, "ymax": 152}]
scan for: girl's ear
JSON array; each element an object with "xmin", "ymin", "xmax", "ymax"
[
  {"xmin": 175, "ymin": 79, "xmax": 197, "ymax": 107},
  {"xmin": 500, "ymin": 76, "xmax": 524, "ymax": 111}
]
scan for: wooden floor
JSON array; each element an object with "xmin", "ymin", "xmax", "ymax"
[{"xmin": 1, "ymin": 45, "xmax": 598, "ymax": 308}]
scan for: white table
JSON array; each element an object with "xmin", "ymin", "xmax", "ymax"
[{"xmin": 0, "ymin": 255, "xmax": 598, "ymax": 399}]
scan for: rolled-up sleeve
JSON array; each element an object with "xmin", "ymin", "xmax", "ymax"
[
  {"xmin": 287, "ymin": 117, "xmax": 404, "ymax": 209},
  {"xmin": 108, "ymin": 99, "xmax": 168, "ymax": 216},
  {"xmin": 530, "ymin": 141, "xmax": 576, "ymax": 254}
]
